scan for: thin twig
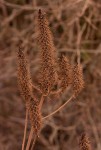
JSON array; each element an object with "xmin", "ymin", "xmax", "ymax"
[
  {"xmin": 0, "ymin": 0, "xmax": 39, "ymax": 10},
  {"xmin": 30, "ymin": 83, "xmax": 42, "ymax": 93},
  {"xmin": 22, "ymin": 109, "xmax": 28, "ymax": 150},
  {"xmin": 76, "ymin": 21, "xmax": 87, "ymax": 64},
  {"xmin": 39, "ymin": 95, "xmax": 44, "ymax": 110},
  {"xmin": 26, "ymin": 127, "xmax": 33, "ymax": 150},
  {"xmin": 59, "ymin": 48, "xmax": 101, "ymax": 54},
  {"xmin": 31, "ymin": 135, "xmax": 37, "ymax": 150},
  {"xmin": 25, "ymin": 95, "xmax": 74, "ymax": 149},
  {"xmin": 50, "ymin": 89, "xmax": 62, "ymax": 95},
  {"xmin": 43, "ymin": 95, "xmax": 74, "ymax": 120}
]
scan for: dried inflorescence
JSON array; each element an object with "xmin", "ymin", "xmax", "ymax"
[
  {"xmin": 17, "ymin": 43, "xmax": 41, "ymax": 135},
  {"xmin": 79, "ymin": 133, "xmax": 92, "ymax": 150},
  {"xmin": 38, "ymin": 9, "xmax": 57, "ymax": 95},
  {"xmin": 26, "ymin": 97, "xmax": 42, "ymax": 134},
  {"xmin": 58, "ymin": 55, "xmax": 72, "ymax": 91},
  {"xmin": 17, "ymin": 9, "xmax": 85, "ymax": 140},
  {"xmin": 72, "ymin": 64, "xmax": 84, "ymax": 97},
  {"xmin": 17, "ymin": 44, "xmax": 33, "ymax": 100}
]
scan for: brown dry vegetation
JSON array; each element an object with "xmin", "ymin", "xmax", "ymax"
[{"xmin": 0, "ymin": 0, "xmax": 101, "ymax": 150}]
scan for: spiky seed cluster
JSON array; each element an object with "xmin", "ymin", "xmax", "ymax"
[
  {"xmin": 38, "ymin": 9, "xmax": 57, "ymax": 95},
  {"xmin": 79, "ymin": 133, "xmax": 91, "ymax": 150},
  {"xmin": 72, "ymin": 64, "xmax": 84, "ymax": 96},
  {"xmin": 26, "ymin": 97, "xmax": 41, "ymax": 134},
  {"xmin": 17, "ymin": 44, "xmax": 41, "ymax": 135},
  {"xmin": 58, "ymin": 55, "xmax": 72, "ymax": 91},
  {"xmin": 17, "ymin": 44, "xmax": 33, "ymax": 100}
]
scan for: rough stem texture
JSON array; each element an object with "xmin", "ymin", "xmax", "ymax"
[{"xmin": 38, "ymin": 9, "xmax": 57, "ymax": 95}]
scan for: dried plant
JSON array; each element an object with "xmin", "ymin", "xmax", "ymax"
[
  {"xmin": 72, "ymin": 63, "xmax": 84, "ymax": 97},
  {"xmin": 17, "ymin": 44, "xmax": 33, "ymax": 100},
  {"xmin": 37, "ymin": 9, "xmax": 58, "ymax": 96},
  {"xmin": 26, "ymin": 97, "xmax": 41, "ymax": 134},
  {"xmin": 17, "ymin": 9, "xmax": 85, "ymax": 150},
  {"xmin": 1, "ymin": 0, "xmax": 101, "ymax": 149},
  {"xmin": 58, "ymin": 54, "xmax": 72, "ymax": 92},
  {"xmin": 79, "ymin": 133, "xmax": 92, "ymax": 150},
  {"xmin": 17, "ymin": 43, "xmax": 41, "ymax": 137}
]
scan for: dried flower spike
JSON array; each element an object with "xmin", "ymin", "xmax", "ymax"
[
  {"xmin": 38, "ymin": 9, "xmax": 57, "ymax": 95},
  {"xmin": 26, "ymin": 97, "xmax": 42, "ymax": 134},
  {"xmin": 17, "ymin": 43, "xmax": 33, "ymax": 100},
  {"xmin": 72, "ymin": 64, "xmax": 84, "ymax": 97},
  {"xmin": 17, "ymin": 43, "xmax": 41, "ymax": 135},
  {"xmin": 58, "ymin": 55, "xmax": 72, "ymax": 91},
  {"xmin": 79, "ymin": 133, "xmax": 91, "ymax": 150}
]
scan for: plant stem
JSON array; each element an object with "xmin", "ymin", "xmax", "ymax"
[
  {"xmin": 25, "ymin": 94, "xmax": 44, "ymax": 150},
  {"xmin": 22, "ymin": 109, "xmax": 28, "ymax": 150},
  {"xmin": 31, "ymin": 134, "xmax": 37, "ymax": 150},
  {"xmin": 43, "ymin": 95, "xmax": 74, "ymax": 120},
  {"xmin": 39, "ymin": 94, "xmax": 44, "ymax": 110},
  {"xmin": 26, "ymin": 127, "xmax": 33, "ymax": 150}
]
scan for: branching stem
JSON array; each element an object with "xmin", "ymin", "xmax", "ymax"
[{"xmin": 43, "ymin": 95, "xmax": 75, "ymax": 120}]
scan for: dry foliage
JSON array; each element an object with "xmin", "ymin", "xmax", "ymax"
[{"xmin": 0, "ymin": 0, "xmax": 101, "ymax": 150}]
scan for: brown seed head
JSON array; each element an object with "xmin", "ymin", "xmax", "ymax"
[
  {"xmin": 17, "ymin": 44, "xmax": 41, "ymax": 134},
  {"xmin": 58, "ymin": 55, "xmax": 72, "ymax": 91},
  {"xmin": 17, "ymin": 44, "xmax": 33, "ymax": 101},
  {"xmin": 26, "ymin": 97, "xmax": 42, "ymax": 135},
  {"xmin": 79, "ymin": 133, "xmax": 91, "ymax": 150},
  {"xmin": 37, "ymin": 9, "xmax": 58, "ymax": 95},
  {"xmin": 72, "ymin": 64, "xmax": 84, "ymax": 97}
]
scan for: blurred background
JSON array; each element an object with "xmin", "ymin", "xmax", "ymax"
[{"xmin": 0, "ymin": 0, "xmax": 101, "ymax": 150}]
